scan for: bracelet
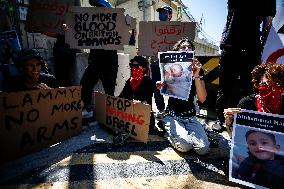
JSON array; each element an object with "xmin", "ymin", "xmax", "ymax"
[{"xmin": 194, "ymin": 76, "xmax": 203, "ymax": 80}]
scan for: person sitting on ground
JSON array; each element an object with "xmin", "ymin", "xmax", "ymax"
[
  {"xmin": 119, "ymin": 56, "xmax": 155, "ymax": 133},
  {"xmin": 235, "ymin": 130, "xmax": 284, "ymax": 188},
  {"xmin": 2, "ymin": 48, "xmax": 59, "ymax": 92},
  {"xmin": 156, "ymin": 38, "xmax": 210, "ymax": 155},
  {"xmin": 224, "ymin": 63, "xmax": 284, "ymax": 137}
]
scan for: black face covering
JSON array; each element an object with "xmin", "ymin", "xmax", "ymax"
[{"xmin": 89, "ymin": 0, "xmax": 103, "ymax": 7}]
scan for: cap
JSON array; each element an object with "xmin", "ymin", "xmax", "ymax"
[
  {"xmin": 89, "ymin": 0, "xmax": 112, "ymax": 7},
  {"xmin": 130, "ymin": 56, "xmax": 148, "ymax": 68},
  {"xmin": 156, "ymin": 5, "xmax": 173, "ymax": 14},
  {"xmin": 15, "ymin": 48, "xmax": 44, "ymax": 67}
]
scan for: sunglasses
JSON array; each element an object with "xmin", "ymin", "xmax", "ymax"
[{"xmin": 129, "ymin": 63, "xmax": 142, "ymax": 68}]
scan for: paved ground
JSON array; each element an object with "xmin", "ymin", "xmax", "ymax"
[{"xmin": 0, "ymin": 95, "xmax": 244, "ymax": 189}]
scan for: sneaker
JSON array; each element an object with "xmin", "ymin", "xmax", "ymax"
[
  {"xmin": 82, "ymin": 109, "xmax": 93, "ymax": 119},
  {"xmin": 211, "ymin": 120, "xmax": 225, "ymax": 133},
  {"xmin": 155, "ymin": 110, "xmax": 165, "ymax": 121},
  {"xmin": 113, "ymin": 133, "xmax": 129, "ymax": 146}
]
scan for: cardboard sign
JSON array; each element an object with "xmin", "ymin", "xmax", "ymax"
[
  {"xmin": 26, "ymin": 0, "xmax": 74, "ymax": 35},
  {"xmin": 138, "ymin": 21, "xmax": 196, "ymax": 56},
  {"xmin": 65, "ymin": 7, "xmax": 131, "ymax": 50},
  {"xmin": 0, "ymin": 86, "xmax": 82, "ymax": 162},
  {"xmin": 158, "ymin": 51, "xmax": 194, "ymax": 100},
  {"xmin": 229, "ymin": 109, "xmax": 284, "ymax": 188},
  {"xmin": 95, "ymin": 92, "xmax": 150, "ymax": 143}
]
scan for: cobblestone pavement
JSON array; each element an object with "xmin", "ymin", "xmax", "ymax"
[{"xmin": 0, "ymin": 96, "xmax": 244, "ymax": 189}]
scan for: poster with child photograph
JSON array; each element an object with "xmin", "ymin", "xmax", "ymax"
[
  {"xmin": 229, "ymin": 109, "xmax": 284, "ymax": 189},
  {"xmin": 158, "ymin": 51, "xmax": 194, "ymax": 100}
]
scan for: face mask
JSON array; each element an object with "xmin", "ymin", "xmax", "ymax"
[
  {"xmin": 159, "ymin": 12, "xmax": 169, "ymax": 21},
  {"xmin": 256, "ymin": 83, "xmax": 284, "ymax": 114},
  {"xmin": 130, "ymin": 67, "xmax": 144, "ymax": 91}
]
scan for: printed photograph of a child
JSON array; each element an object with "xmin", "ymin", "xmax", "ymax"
[
  {"xmin": 160, "ymin": 61, "xmax": 192, "ymax": 100},
  {"xmin": 230, "ymin": 125, "xmax": 284, "ymax": 189}
]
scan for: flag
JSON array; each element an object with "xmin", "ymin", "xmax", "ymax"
[{"xmin": 262, "ymin": 0, "xmax": 284, "ymax": 64}]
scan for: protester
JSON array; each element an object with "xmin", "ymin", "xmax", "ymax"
[
  {"xmin": 157, "ymin": 38, "xmax": 210, "ymax": 155},
  {"xmin": 149, "ymin": 5, "xmax": 173, "ymax": 119},
  {"xmin": 52, "ymin": 34, "xmax": 79, "ymax": 87},
  {"xmin": 2, "ymin": 48, "xmax": 59, "ymax": 92},
  {"xmin": 119, "ymin": 56, "xmax": 155, "ymax": 132},
  {"xmin": 235, "ymin": 130, "xmax": 284, "ymax": 188},
  {"xmin": 224, "ymin": 63, "xmax": 284, "ymax": 137},
  {"xmin": 80, "ymin": 0, "xmax": 118, "ymax": 119},
  {"xmin": 214, "ymin": 0, "xmax": 277, "ymax": 132}
]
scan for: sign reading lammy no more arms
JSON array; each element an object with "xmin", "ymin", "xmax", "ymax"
[
  {"xmin": 0, "ymin": 86, "xmax": 82, "ymax": 162},
  {"xmin": 95, "ymin": 92, "xmax": 151, "ymax": 143},
  {"xmin": 65, "ymin": 7, "xmax": 131, "ymax": 50},
  {"xmin": 26, "ymin": 0, "xmax": 74, "ymax": 35},
  {"xmin": 138, "ymin": 21, "xmax": 196, "ymax": 56}
]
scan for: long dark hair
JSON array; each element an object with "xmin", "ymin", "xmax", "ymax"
[{"xmin": 172, "ymin": 38, "xmax": 195, "ymax": 51}]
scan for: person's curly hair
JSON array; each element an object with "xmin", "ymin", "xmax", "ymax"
[
  {"xmin": 172, "ymin": 38, "xmax": 195, "ymax": 51},
  {"xmin": 251, "ymin": 63, "xmax": 284, "ymax": 91}
]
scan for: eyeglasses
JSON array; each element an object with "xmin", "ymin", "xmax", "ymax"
[{"xmin": 259, "ymin": 80, "xmax": 269, "ymax": 86}]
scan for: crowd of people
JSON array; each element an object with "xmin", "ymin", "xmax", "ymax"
[{"xmin": 1, "ymin": 0, "xmax": 284, "ymax": 187}]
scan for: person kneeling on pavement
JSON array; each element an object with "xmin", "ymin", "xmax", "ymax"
[{"xmin": 156, "ymin": 38, "xmax": 210, "ymax": 155}]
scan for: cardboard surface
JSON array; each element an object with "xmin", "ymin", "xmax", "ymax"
[
  {"xmin": 65, "ymin": 7, "xmax": 131, "ymax": 50},
  {"xmin": 138, "ymin": 21, "xmax": 196, "ymax": 56},
  {"xmin": 26, "ymin": 0, "xmax": 74, "ymax": 35},
  {"xmin": 0, "ymin": 86, "xmax": 82, "ymax": 162},
  {"xmin": 95, "ymin": 92, "xmax": 150, "ymax": 143}
]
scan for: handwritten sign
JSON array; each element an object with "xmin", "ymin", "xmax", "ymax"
[
  {"xmin": 65, "ymin": 7, "xmax": 131, "ymax": 50},
  {"xmin": 0, "ymin": 86, "xmax": 82, "ymax": 162},
  {"xmin": 138, "ymin": 21, "xmax": 196, "ymax": 56},
  {"xmin": 26, "ymin": 0, "xmax": 74, "ymax": 35},
  {"xmin": 95, "ymin": 92, "xmax": 150, "ymax": 143}
]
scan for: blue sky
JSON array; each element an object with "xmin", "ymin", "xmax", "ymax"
[{"xmin": 183, "ymin": 0, "xmax": 228, "ymax": 45}]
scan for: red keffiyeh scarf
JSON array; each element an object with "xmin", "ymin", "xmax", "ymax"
[
  {"xmin": 130, "ymin": 67, "xmax": 144, "ymax": 91},
  {"xmin": 256, "ymin": 83, "xmax": 283, "ymax": 114}
]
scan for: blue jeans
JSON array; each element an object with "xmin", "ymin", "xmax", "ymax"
[
  {"xmin": 163, "ymin": 115, "xmax": 210, "ymax": 155},
  {"xmin": 150, "ymin": 64, "xmax": 165, "ymax": 111}
]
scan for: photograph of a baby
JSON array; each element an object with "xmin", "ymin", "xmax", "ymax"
[{"xmin": 161, "ymin": 62, "xmax": 192, "ymax": 100}]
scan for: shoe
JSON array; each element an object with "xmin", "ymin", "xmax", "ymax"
[
  {"xmin": 155, "ymin": 110, "xmax": 165, "ymax": 121},
  {"xmin": 211, "ymin": 120, "xmax": 225, "ymax": 133},
  {"xmin": 82, "ymin": 109, "xmax": 93, "ymax": 119},
  {"xmin": 113, "ymin": 133, "xmax": 129, "ymax": 146}
]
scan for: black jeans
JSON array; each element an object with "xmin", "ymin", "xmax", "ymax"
[
  {"xmin": 80, "ymin": 50, "xmax": 118, "ymax": 109},
  {"xmin": 216, "ymin": 47, "xmax": 261, "ymax": 123},
  {"xmin": 150, "ymin": 63, "xmax": 165, "ymax": 111}
]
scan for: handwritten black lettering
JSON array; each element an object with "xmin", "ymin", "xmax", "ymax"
[
  {"xmin": 22, "ymin": 94, "xmax": 33, "ymax": 107},
  {"xmin": 106, "ymin": 115, "xmax": 137, "ymax": 136},
  {"xmin": 2, "ymin": 96, "xmax": 19, "ymax": 110},
  {"xmin": 20, "ymin": 132, "xmax": 34, "ymax": 149},
  {"xmin": 37, "ymin": 91, "xmax": 52, "ymax": 103},
  {"xmin": 51, "ymin": 100, "xmax": 82, "ymax": 115},
  {"xmin": 37, "ymin": 127, "xmax": 51, "ymax": 143}
]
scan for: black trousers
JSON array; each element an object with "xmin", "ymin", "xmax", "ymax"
[
  {"xmin": 80, "ymin": 50, "xmax": 118, "ymax": 108},
  {"xmin": 216, "ymin": 47, "xmax": 261, "ymax": 123}
]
